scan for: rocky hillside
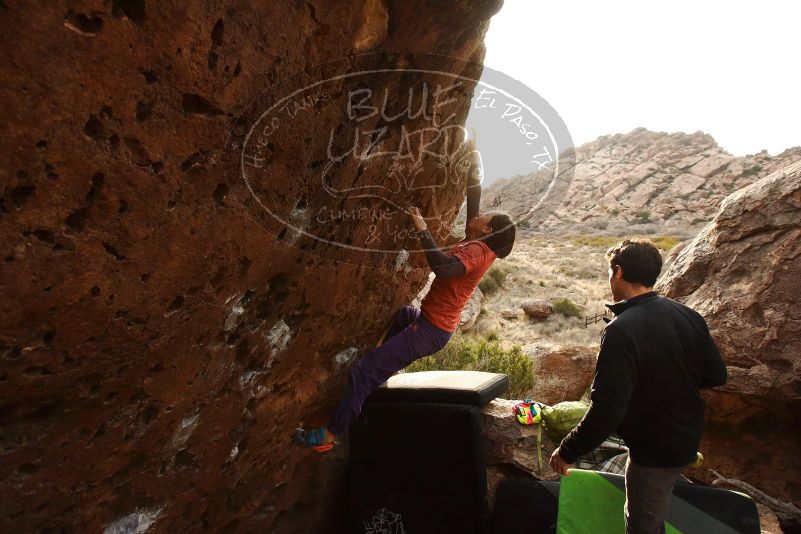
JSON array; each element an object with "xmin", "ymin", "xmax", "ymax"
[
  {"xmin": 482, "ymin": 128, "xmax": 801, "ymax": 235},
  {"xmin": 0, "ymin": 1, "xmax": 500, "ymax": 532}
]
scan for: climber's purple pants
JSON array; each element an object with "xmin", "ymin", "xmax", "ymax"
[{"xmin": 326, "ymin": 306, "xmax": 453, "ymax": 436}]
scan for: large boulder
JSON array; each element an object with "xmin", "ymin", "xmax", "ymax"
[
  {"xmin": 529, "ymin": 345, "xmax": 597, "ymax": 405},
  {"xmin": 657, "ymin": 160, "xmax": 801, "ymax": 505},
  {"xmin": 480, "ymin": 399, "xmax": 559, "ymax": 512},
  {"xmin": 458, "ymin": 286, "xmax": 484, "ymax": 332},
  {"xmin": 0, "ymin": 2, "xmax": 501, "ymax": 532},
  {"xmin": 521, "ymin": 298, "xmax": 553, "ymax": 320}
]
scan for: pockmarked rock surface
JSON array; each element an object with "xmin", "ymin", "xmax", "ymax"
[
  {"xmin": 0, "ymin": 1, "xmax": 502, "ymax": 532},
  {"xmin": 657, "ymin": 160, "xmax": 801, "ymax": 505}
]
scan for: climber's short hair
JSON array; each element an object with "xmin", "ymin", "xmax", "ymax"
[
  {"xmin": 483, "ymin": 212, "xmax": 516, "ymax": 259},
  {"xmin": 606, "ymin": 238, "xmax": 662, "ymax": 287}
]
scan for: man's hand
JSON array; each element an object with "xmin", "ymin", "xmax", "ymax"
[
  {"xmin": 408, "ymin": 206, "xmax": 427, "ymax": 232},
  {"xmin": 549, "ymin": 448, "xmax": 573, "ymax": 476}
]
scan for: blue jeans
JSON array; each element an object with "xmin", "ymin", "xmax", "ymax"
[{"xmin": 326, "ymin": 306, "xmax": 453, "ymax": 435}]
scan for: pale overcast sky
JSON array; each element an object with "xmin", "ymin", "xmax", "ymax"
[{"xmin": 481, "ymin": 0, "xmax": 800, "ymax": 157}]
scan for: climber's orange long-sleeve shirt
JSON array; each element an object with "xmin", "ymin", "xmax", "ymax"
[{"xmin": 420, "ymin": 239, "xmax": 495, "ymax": 333}]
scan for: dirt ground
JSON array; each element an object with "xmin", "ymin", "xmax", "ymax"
[{"xmin": 470, "ymin": 230, "xmax": 681, "ymax": 353}]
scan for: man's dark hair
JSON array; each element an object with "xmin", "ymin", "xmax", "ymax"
[
  {"xmin": 482, "ymin": 213, "xmax": 516, "ymax": 259},
  {"xmin": 606, "ymin": 238, "xmax": 662, "ymax": 287}
]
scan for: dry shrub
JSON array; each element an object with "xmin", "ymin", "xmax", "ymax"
[{"xmin": 406, "ymin": 333, "xmax": 534, "ymax": 398}]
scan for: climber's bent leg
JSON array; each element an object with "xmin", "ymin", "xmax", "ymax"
[{"xmin": 326, "ymin": 312, "xmax": 451, "ymax": 436}]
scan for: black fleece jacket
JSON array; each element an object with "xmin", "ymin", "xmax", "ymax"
[{"xmin": 558, "ymin": 291, "xmax": 727, "ymax": 468}]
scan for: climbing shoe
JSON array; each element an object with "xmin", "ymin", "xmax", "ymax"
[{"xmin": 292, "ymin": 427, "xmax": 337, "ymax": 453}]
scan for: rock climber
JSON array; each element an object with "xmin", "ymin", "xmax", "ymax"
[
  {"xmin": 549, "ymin": 237, "xmax": 728, "ymax": 534},
  {"xmin": 292, "ymin": 133, "xmax": 517, "ymax": 452}
]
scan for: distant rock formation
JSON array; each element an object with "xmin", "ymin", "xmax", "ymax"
[
  {"xmin": 482, "ymin": 128, "xmax": 801, "ymax": 235},
  {"xmin": 0, "ymin": 1, "xmax": 502, "ymax": 532},
  {"xmin": 657, "ymin": 160, "xmax": 801, "ymax": 505}
]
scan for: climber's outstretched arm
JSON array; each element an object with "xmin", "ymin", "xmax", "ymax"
[
  {"xmin": 409, "ymin": 206, "xmax": 466, "ymax": 278},
  {"xmin": 465, "ymin": 130, "xmax": 482, "ymax": 233},
  {"xmin": 419, "ymin": 229, "xmax": 466, "ymax": 278}
]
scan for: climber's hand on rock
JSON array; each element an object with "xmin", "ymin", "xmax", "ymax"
[
  {"xmin": 467, "ymin": 127, "xmax": 477, "ymax": 151},
  {"xmin": 550, "ymin": 448, "xmax": 573, "ymax": 476},
  {"xmin": 408, "ymin": 206, "xmax": 427, "ymax": 232}
]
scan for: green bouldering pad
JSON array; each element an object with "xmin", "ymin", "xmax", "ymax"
[
  {"xmin": 556, "ymin": 469, "xmax": 681, "ymax": 533},
  {"xmin": 556, "ymin": 469, "xmax": 758, "ymax": 534}
]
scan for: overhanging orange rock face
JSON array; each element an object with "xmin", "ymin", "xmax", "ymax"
[{"xmin": 0, "ymin": 1, "xmax": 501, "ymax": 531}]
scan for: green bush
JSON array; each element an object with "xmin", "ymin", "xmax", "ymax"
[
  {"xmin": 487, "ymin": 266, "xmax": 507, "ymax": 286},
  {"xmin": 406, "ymin": 334, "xmax": 534, "ymax": 398},
  {"xmin": 479, "ymin": 266, "xmax": 507, "ymax": 295},
  {"xmin": 632, "ymin": 210, "xmax": 651, "ymax": 224},
  {"xmin": 478, "ymin": 276, "xmax": 498, "ymax": 295},
  {"xmin": 571, "ymin": 235, "xmax": 620, "ymax": 248},
  {"xmin": 573, "ymin": 234, "xmax": 677, "ymax": 251},
  {"xmin": 517, "ymin": 219, "xmax": 531, "ymax": 228},
  {"xmin": 651, "ymin": 236, "xmax": 680, "ymax": 251},
  {"xmin": 552, "ymin": 297, "xmax": 581, "ymax": 318},
  {"xmin": 743, "ymin": 165, "xmax": 763, "ymax": 177}
]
